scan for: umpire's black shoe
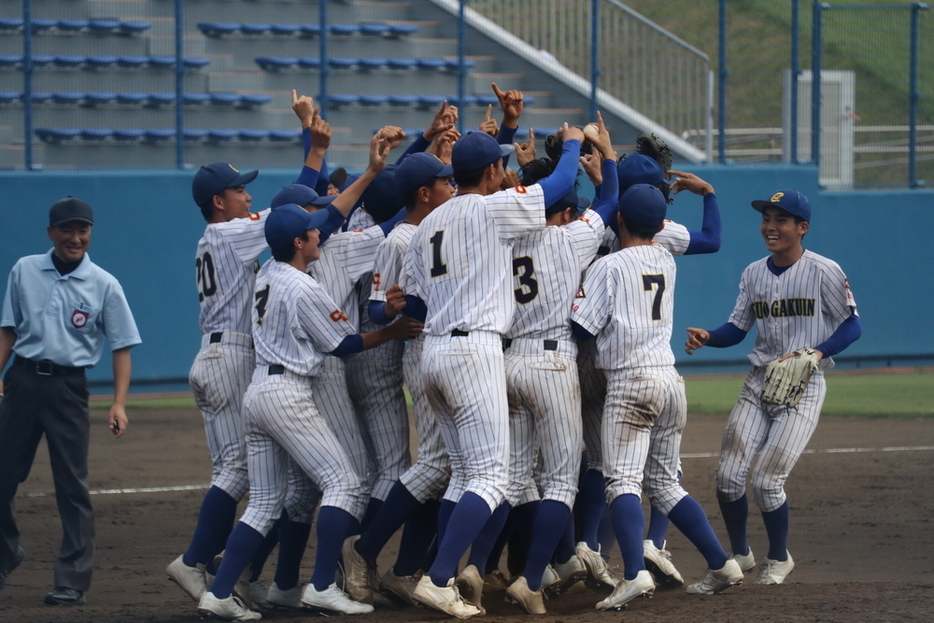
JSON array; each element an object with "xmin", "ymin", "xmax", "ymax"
[
  {"xmin": 0, "ymin": 546, "xmax": 25, "ymax": 591},
  {"xmin": 44, "ymin": 586, "xmax": 86, "ymax": 606}
]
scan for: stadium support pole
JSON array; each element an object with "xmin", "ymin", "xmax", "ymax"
[
  {"xmin": 718, "ymin": 0, "xmax": 727, "ymax": 164},
  {"xmin": 590, "ymin": 0, "xmax": 600, "ymax": 122}
]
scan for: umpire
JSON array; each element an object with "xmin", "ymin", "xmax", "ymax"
[{"xmin": 0, "ymin": 197, "xmax": 141, "ymax": 606}]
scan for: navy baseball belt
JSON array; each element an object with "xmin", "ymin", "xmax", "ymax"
[
  {"xmin": 501, "ymin": 339, "xmax": 558, "ymax": 351},
  {"xmin": 14, "ymin": 355, "xmax": 85, "ymax": 376}
]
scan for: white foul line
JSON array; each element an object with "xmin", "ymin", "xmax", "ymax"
[{"xmin": 19, "ymin": 445, "xmax": 934, "ymax": 499}]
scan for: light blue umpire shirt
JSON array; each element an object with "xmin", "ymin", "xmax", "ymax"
[{"xmin": 1, "ymin": 250, "xmax": 142, "ymax": 368}]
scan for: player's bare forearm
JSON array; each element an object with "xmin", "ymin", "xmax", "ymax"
[
  {"xmin": 110, "ymin": 347, "xmax": 132, "ymax": 438},
  {"xmin": 332, "ymin": 132, "xmax": 389, "ymax": 215},
  {"xmin": 361, "ymin": 317, "xmax": 422, "ymax": 350},
  {"xmin": 670, "ymin": 170, "xmax": 714, "ymax": 196},
  {"xmin": 384, "ymin": 284, "xmax": 407, "ymax": 318}
]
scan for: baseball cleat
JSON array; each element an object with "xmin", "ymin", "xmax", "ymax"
[
  {"xmin": 0, "ymin": 546, "xmax": 25, "ymax": 592},
  {"xmin": 265, "ymin": 581, "xmax": 303, "ymax": 610},
  {"xmin": 643, "ymin": 539, "xmax": 684, "ymax": 587},
  {"xmin": 341, "ymin": 535, "xmax": 375, "ymax": 604},
  {"xmin": 575, "ymin": 542, "xmax": 616, "ymax": 591},
  {"xmin": 454, "ymin": 564, "xmax": 485, "ymax": 615},
  {"xmin": 301, "ymin": 582, "xmax": 374, "ymax": 615},
  {"xmin": 248, "ymin": 579, "xmax": 271, "ymax": 610},
  {"xmin": 197, "ymin": 591, "xmax": 262, "ymax": 621},
  {"xmin": 595, "ymin": 569, "xmax": 655, "ymax": 610},
  {"xmin": 685, "ymin": 558, "xmax": 744, "ymax": 595},
  {"xmin": 213, "ymin": 553, "xmax": 253, "ymax": 609},
  {"xmin": 550, "ymin": 554, "xmax": 587, "ymax": 595},
  {"xmin": 413, "ymin": 575, "xmax": 482, "ymax": 619},
  {"xmin": 505, "ymin": 575, "xmax": 546, "ymax": 614},
  {"xmin": 380, "ymin": 570, "xmax": 420, "ymax": 606},
  {"xmin": 482, "ymin": 569, "xmax": 509, "ymax": 592},
  {"xmin": 167, "ymin": 554, "xmax": 208, "ymax": 602},
  {"xmin": 755, "ymin": 551, "xmax": 794, "ymax": 585},
  {"xmin": 43, "ymin": 586, "xmax": 86, "ymax": 606},
  {"xmin": 732, "ymin": 547, "xmax": 757, "ymax": 573}
]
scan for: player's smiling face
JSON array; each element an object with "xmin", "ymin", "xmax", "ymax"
[
  {"xmin": 426, "ymin": 176, "xmax": 456, "ymax": 208},
  {"xmin": 217, "ymin": 185, "xmax": 253, "ymax": 220},
  {"xmin": 760, "ymin": 206, "xmax": 808, "ymax": 256},
  {"xmin": 48, "ymin": 221, "xmax": 91, "ymax": 263}
]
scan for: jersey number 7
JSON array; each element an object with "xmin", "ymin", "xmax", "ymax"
[{"xmin": 642, "ymin": 274, "xmax": 665, "ymax": 321}]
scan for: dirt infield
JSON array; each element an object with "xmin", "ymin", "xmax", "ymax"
[{"xmin": 1, "ymin": 406, "xmax": 932, "ymax": 622}]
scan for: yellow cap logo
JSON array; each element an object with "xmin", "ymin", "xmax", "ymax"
[{"xmin": 770, "ymin": 192, "xmax": 784, "ymax": 203}]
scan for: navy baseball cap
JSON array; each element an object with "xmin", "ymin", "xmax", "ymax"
[
  {"xmin": 546, "ymin": 188, "xmax": 590, "ymax": 216},
  {"xmin": 752, "ymin": 189, "xmax": 811, "ymax": 222},
  {"xmin": 192, "ymin": 162, "xmax": 258, "ymax": 208},
  {"xmin": 49, "ymin": 197, "xmax": 94, "ymax": 226},
  {"xmin": 360, "ymin": 167, "xmax": 404, "ymax": 223},
  {"xmin": 265, "ymin": 203, "xmax": 332, "ymax": 250},
  {"xmin": 395, "ymin": 152, "xmax": 454, "ymax": 196},
  {"xmin": 270, "ymin": 184, "xmax": 335, "ymax": 210},
  {"xmin": 452, "ymin": 131, "xmax": 515, "ymax": 173},
  {"xmin": 617, "ymin": 154, "xmax": 665, "ymax": 191},
  {"xmin": 618, "ymin": 184, "xmax": 667, "ymax": 228}
]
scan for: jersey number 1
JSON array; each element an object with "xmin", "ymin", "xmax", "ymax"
[
  {"xmin": 429, "ymin": 230, "xmax": 448, "ymax": 277},
  {"xmin": 642, "ymin": 274, "xmax": 665, "ymax": 321}
]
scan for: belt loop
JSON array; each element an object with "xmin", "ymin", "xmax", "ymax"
[
  {"xmin": 268, "ymin": 364, "xmax": 285, "ymax": 375},
  {"xmin": 543, "ymin": 340, "xmax": 558, "ymax": 351},
  {"xmin": 210, "ymin": 332, "xmax": 223, "ymax": 344}
]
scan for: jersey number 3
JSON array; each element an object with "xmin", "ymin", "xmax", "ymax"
[
  {"xmin": 642, "ymin": 274, "xmax": 665, "ymax": 321},
  {"xmin": 513, "ymin": 256, "xmax": 539, "ymax": 304},
  {"xmin": 196, "ymin": 252, "xmax": 217, "ymax": 302}
]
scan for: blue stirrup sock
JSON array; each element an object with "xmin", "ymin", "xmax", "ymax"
[
  {"xmin": 718, "ymin": 493, "xmax": 750, "ymax": 557},
  {"xmin": 393, "ymin": 499, "xmax": 440, "ymax": 576},
  {"xmin": 646, "ymin": 472, "xmax": 678, "ymax": 549},
  {"xmin": 311, "ymin": 506, "xmax": 356, "ymax": 591},
  {"xmin": 356, "ymin": 481, "xmax": 422, "ymax": 562},
  {"xmin": 436, "ymin": 499, "xmax": 457, "ymax": 544},
  {"xmin": 553, "ymin": 513, "xmax": 577, "ymax": 564},
  {"xmin": 761, "ymin": 501, "xmax": 790, "ymax": 561},
  {"xmin": 575, "ymin": 469, "xmax": 607, "ymax": 550},
  {"xmin": 609, "ymin": 494, "xmax": 645, "ymax": 580},
  {"xmin": 467, "ymin": 502, "xmax": 511, "ymax": 570},
  {"xmin": 523, "ymin": 500, "xmax": 570, "ymax": 591},
  {"xmin": 428, "ymin": 493, "xmax": 492, "ymax": 587},
  {"xmin": 209, "ymin": 522, "xmax": 265, "ymax": 599},
  {"xmin": 250, "ymin": 513, "xmax": 284, "ymax": 581},
  {"xmin": 274, "ymin": 517, "xmax": 312, "ymax": 590},
  {"xmin": 360, "ymin": 497, "xmax": 383, "ymax": 533},
  {"xmin": 183, "ymin": 485, "xmax": 238, "ymax": 569},
  {"xmin": 669, "ymin": 496, "xmax": 728, "ymax": 570}
]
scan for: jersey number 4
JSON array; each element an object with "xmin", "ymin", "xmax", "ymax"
[
  {"xmin": 642, "ymin": 274, "xmax": 665, "ymax": 321},
  {"xmin": 196, "ymin": 252, "xmax": 217, "ymax": 302}
]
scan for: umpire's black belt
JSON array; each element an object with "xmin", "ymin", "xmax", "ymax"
[{"xmin": 14, "ymin": 355, "xmax": 85, "ymax": 376}]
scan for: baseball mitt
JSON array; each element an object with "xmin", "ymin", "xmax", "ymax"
[
  {"xmin": 761, "ymin": 347, "xmax": 820, "ymax": 407},
  {"xmin": 634, "ymin": 133, "xmax": 673, "ymax": 181}
]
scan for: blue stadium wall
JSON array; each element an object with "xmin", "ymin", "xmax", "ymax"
[{"xmin": 1, "ymin": 164, "xmax": 931, "ymax": 390}]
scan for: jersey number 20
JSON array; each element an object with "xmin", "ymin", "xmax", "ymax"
[{"xmin": 196, "ymin": 252, "xmax": 217, "ymax": 302}]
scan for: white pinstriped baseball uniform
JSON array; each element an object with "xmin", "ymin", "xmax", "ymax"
[
  {"xmin": 371, "ymin": 221, "xmax": 450, "ymax": 503},
  {"xmin": 401, "ymin": 183, "xmax": 547, "ymax": 511},
  {"xmin": 579, "ymin": 222, "xmax": 692, "ymax": 473},
  {"xmin": 189, "ymin": 208, "xmax": 270, "ymax": 500},
  {"xmin": 716, "ymin": 250, "xmax": 858, "ymax": 511},
  {"xmin": 239, "ymin": 259, "xmax": 366, "ymax": 535},
  {"xmin": 571, "ymin": 243, "xmax": 691, "ymax": 514},
  {"xmin": 504, "ymin": 209, "xmax": 604, "ymax": 509}
]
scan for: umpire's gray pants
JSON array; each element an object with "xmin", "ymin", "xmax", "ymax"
[{"xmin": 0, "ymin": 361, "xmax": 95, "ymax": 591}]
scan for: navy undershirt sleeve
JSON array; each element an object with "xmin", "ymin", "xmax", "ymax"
[
  {"xmin": 367, "ymin": 301, "xmax": 393, "ymax": 326},
  {"xmin": 815, "ymin": 314, "xmax": 861, "ymax": 358},
  {"xmin": 329, "ymin": 333, "xmax": 364, "ymax": 357},
  {"xmin": 705, "ymin": 322, "xmax": 747, "ymax": 348},
  {"xmin": 497, "ymin": 125, "xmax": 518, "ymax": 168},
  {"xmin": 378, "ymin": 208, "xmax": 406, "ymax": 236},
  {"xmin": 684, "ymin": 193, "xmax": 722, "ymax": 255},
  {"xmin": 538, "ymin": 139, "xmax": 582, "ymax": 207},
  {"xmin": 590, "ymin": 158, "xmax": 619, "ymax": 226},
  {"xmin": 402, "ymin": 295, "xmax": 427, "ymax": 323},
  {"xmin": 396, "ymin": 133, "xmax": 432, "ymax": 164},
  {"xmin": 571, "ymin": 321, "xmax": 596, "ymax": 342}
]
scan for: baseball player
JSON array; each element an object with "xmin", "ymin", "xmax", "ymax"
[
  {"xmin": 685, "ymin": 189, "xmax": 861, "ymax": 585},
  {"xmin": 399, "ymin": 122, "xmax": 585, "ymax": 619},
  {"xmin": 571, "ymin": 184, "xmax": 743, "ymax": 611},
  {"xmin": 197, "ymin": 204, "xmax": 420, "ymax": 621},
  {"xmin": 351, "ymin": 151, "xmax": 458, "ymax": 605},
  {"xmin": 502, "ymin": 115, "xmax": 621, "ymax": 615}
]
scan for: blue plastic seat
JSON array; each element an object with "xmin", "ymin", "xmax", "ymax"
[
  {"xmin": 387, "ymin": 57, "xmax": 417, "ymax": 70},
  {"xmin": 81, "ymin": 128, "xmax": 112, "ymax": 141},
  {"xmin": 183, "ymin": 92, "xmax": 211, "ymax": 105},
  {"xmin": 329, "ymin": 24, "xmax": 360, "ymax": 36},
  {"xmin": 239, "ymin": 93, "xmax": 271, "ymax": 107},
  {"xmin": 89, "ymin": 19, "xmax": 120, "ymax": 34},
  {"xmin": 39, "ymin": 128, "xmax": 82, "ymax": 142},
  {"xmin": 184, "ymin": 128, "xmax": 209, "ymax": 141},
  {"xmin": 240, "ymin": 23, "xmax": 271, "ymax": 36},
  {"xmin": 297, "ymin": 57, "xmax": 321, "ymax": 69},
  {"xmin": 239, "ymin": 129, "xmax": 268, "ymax": 141},
  {"xmin": 85, "ymin": 91, "xmax": 118, "ymax": 106},
  {"xmin": 116, "ymin": 92, "xmax": 148, "ymax": 105},
  {"xmin": 145, "ymin": 128, "xmax": 176, "ymax": 142},
  {"xmin": 54, "ymin": 55, "xmax": 87, "ymax": 68},
  {"xmin": 271, "ymin": 23, "xmax": 301, "ymax": 36},
  {"xmin": 0, "ymin": 91, "xmax": 21, "ymax": 104},
  {"xmin": 31, "ymin": 54, "xmax": 54, "ymax": 68},
  {"xmin": 328, "ymin": 57, "xmax": 358, "ymax": 69},
  {"xmin": 417, "ymin": 58, "xmax": 447, "ymax": 70},
  {"xmin": 119, "ymin": 21, "xmax": 151, "ymax": 35},
  {"xmin": 52, "ymin": 91, "xmax": 86, "ymax": 105},
  {"xmin": 86, "ymin": 55, "xmax": 119, "ymax": 69},
  {"xmin": 269, "ymin": 129, "xmax": 299, "ymax": 142},
  {"xmin": 29, "ymin": 91, "xmax": 53, "ymax": 104},
  {"xmin": 388, "ymin": 94, "xmax": 418, "ymax": 107},
  {"xmin": 417, "ymin": 94, "xmax": 447, "ymax": 108},
  {"xmin": 359, "ymin": 94, "xmax": 389, "ymax": 107},
  {"xmin": 184, "ymin": 57, "xmax": 210, "ymax": 69},
  {"xmin": 198, "ymin": 22, "xmax": 239, "ymax": 37},
  {"xmin": 30, "ymin": 18, "xmax": 57, "ymax": 33},
  {"xmin": 112, "ymin": 128, "xmax": 145, "ymax": 141},
  {"xmin": 0, "ymin": 54, "xmax": 23, "ymax": 68},
  {"xmin": 147, "ymin": 92, "xmax": 177, "ymax": 106},
  {"xmin": 299, "ymin": 24, "xmax": 322, "ymax": 37},
  {"xmin": 208, "ymin": 129, "xmax": 238, "ymax": 142},
  {"xmin": 117, "ymin": 55, "xmax": 149, "ymax": 68},
  {"xmin": 256, "ymin": 56, "xmax": 297, "ymax": 71},
  {"xmin": 475, "ymin": 94, "xmax": 498, "ymax": 107},
  {"xmin": 358, "ymin": 57, "xmax": 388, "ymax": 70},
  {"xmin": 534, "ymin": 127, "xmax": 560, "ymax": 138},
  {"xmin": 360, "ymin": 23, "xmax": 389, "ymax": 36},
  {"xmin": 149, "ymin": 56, "xmax": 175, "ymax": 68},
  {"xmin": 388, "ymin": 24, "xmax": 418, "ymax": 37},
  {"xmin": 0, "ymin": 19, "xmax": 24, "ymax": 33},
  {"xmin": 329, "ymin": 94, "xmax": 358, "ymax": 107},
  {"xmin": 210, "ymin": 92, "xmax": 240, "ymax": 106},
  {"xmin": 56, "ymin": 19, "xmax": 89, "ymax": 33},
  {"xmin": 444, "ymin": 58, "xmax": 476, "ymax": 71}
]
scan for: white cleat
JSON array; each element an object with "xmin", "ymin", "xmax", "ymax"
[
  {"xmin": 454, "ymin": 564, "xmax": 485, "ymax": 615},
  {"xmin": 341, "ymin": 535, "xmax": 375, "ymax": 604},
  {"xmin": 505, "ymin": 575, "xmax": 546, "ymax": 614},
  {"xmin": 197, "ymin": 591, "xmax": 262, "ymax": 621},
  {"xmin": 643, "ymin": 539, "xmax": 684, "ymax": 587},
  {"xmin": 595, "ymin": 569, "xmax": 655, "ymax": 610},
  {"xmin": 575, "ymin": 542, "xmax": 616, "ymax": 591},
  {"xmin": 755, "ymin": 551, "xmax": 795, "ymax": 585},
  {"xmin": 732, "ymin": 547, "xmax": 757, "ymax": 573},
  {"xmin": 265, "ymin": 581, "xmax": 303, "ymax": 610},
  {"xmin": 551, "ymin": 555, "xmax": 587, "ymax": 595},
  {"xmin": 167, "ymin": 555, "xmax": 207, "ymax": 603},
  {"xmin": 685, "ymin": 558, "xmax": 744, "ymax": 595},
  {"xmin": 380, "ymin": 570, "xmax": 420, "ymax": 606},
  {"xmin": 413, "ymin": 575, "xmax": 482, "ymax": 619},
  {"xmin": 301, "ymin": 582, "xmax": 374, "ymax": 615},
  {"xmin": 248, "ymin": 579, "xmax": 271, "ymax": 610}
]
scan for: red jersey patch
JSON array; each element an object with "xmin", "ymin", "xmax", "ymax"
[{"xmin": 72, "ymin": 310, "xmax": 89, "ymax": 328}]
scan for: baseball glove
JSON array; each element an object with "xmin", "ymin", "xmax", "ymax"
[
  {"xmin": 761, "ymin": 348, "xmax": 820, "ymax": 407},
  {"xmin": 634, "ymin": 133, "xmax": 673, "ymax": 181}
]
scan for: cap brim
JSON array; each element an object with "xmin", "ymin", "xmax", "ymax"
[
  {"xmin": 310, "ymin": 195, "xmax": 337, "ymax": 207},
  {"xmin": 575, "ymin": 197, "xmax": 591, "ymax": 215},
  {"xmin": 50, "ymin": 216, "xmax": 94, "ymax": 226},
  {"xmin": 499, "ymin": 144, "xmax": 516, "ymax": 157},
  {"xmin": 751, "ymin": 200, "xmax": 772, "ymax": 213},
  {"xmin": 233, "ymin": 169, "xmax": 259, "ymax": 187},
  {"xmin": 437, "ymin": 162, "xmax": 454, "ymax": 177}
]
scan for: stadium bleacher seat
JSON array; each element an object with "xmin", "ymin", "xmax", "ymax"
[
  {"xmin": 328, "ymin": 57, "xmax": 358, "ymax": 70},
  {"xmin": 36, "ymin": 128, "xmax": 81, "ymax": 142},
  {"xmin": 0, "ymin": 19, "xmax": 24, "ymax": 33},
  {"xmin": 147, "ymin": 92, "xmax": 177, "ymax": 107},
  {"xmin": 240, "ymin": 23, "xmax": 271, "ymax": 36},
  {"xmin": 184, "ymin": 57, "xmax": 210, "ymax": 69},
  {"xmin": 417, "ymin": 94, "xmax": 447, "ymax": 108},
  {"xmin": 0, "ymin": 91, "xmax": 20, "ymax": 104},
  {"xmin": 54, "ymin": 55, "xmax": 87, "ymax": 68},
  {"xmin": 387, "ymin": 58, "xmax": 418, "ymax": 70},
  {"xmin": 118, "ymin": 21, "xmax": 152, "ymax": 35},
  {"xmin": 388, "ymin": 24, "xmax": 419, "ymax": 37},
  {"xmin": 297, "ymin": 57, "xmax": 321, "ymax": 69},
  {"xmin": 184, "ymin": 129, "xmax": 209, "ymax": 141},
  {"xmin": 30, "ymin": 91, "xmax": 53, "ymax": 103},
  {"xmin": 88, "ymin": 19, "xmax": 120, "ymax": 35},
  {"xmin": 269, "ymin": 129, "xmax": 300, "ymax": 142},
  {"xmin": 359, "ymin": 94, "xmax": 390, "ymax": 107},
  {"xmin": 210, "ymin": 92, "xmax": 241, "ymax": 106},
  {"xmin": 0, "ymin": 54, "xmax": 22, "ymax": 68},
  {"xmin": 30, "ymin": 19, "xmax": 57, "ymax": 33},
  {"xmin": 112, "ymin": 128, "xmax": 145, "ymax": 141},
  {"xmin": 388, "ymin": 95, "xmax": 419, "ymax": 107},
  {"xmin": 208, "ymin": 129, "xmax": 238, "ymax": 142},
  {"xmin": 85, "ymin": 91, "xmax": 118, "ymax": 106},
  {"xmin": 358, "ymin": 57, "xmax": 388, "ymax": 70},
  {"xmin": 299, "ymin": 24, "xmax": 322, "ymax": 37},
  {"xmin": 116, "ymin": 92, "xmax": 148, "ymax": 105},
  {"xmin": 445, "ymin": 58, "xmax": 477, "ymax": 71},
  {"xmin": 149, "ymin": 56, "xmax": 175, "ymax": 68},
  {"xmin": 270, "ymin": 23, "xmax": 301, "ymax": 36},
  {"xmin": 86, "ymin": 55, "xmax": 119, "ymax": 69},
  {"xmin": 256, "ymin": 56, "xmax": 297, "ymax": 71},
  {"xmin": 32, "ymin": 54, "xmax": 55, "ymax": 67},
  {"xmin": 81, "ymin": 128, "xmax": 112, "ymax": 141},
  {"xmin": 52, "ymin": 91, "xmax": 86, "ymax": 105},
  {"xmin": 329, "ymin": 24, "xmax": 361, "ymax": 36},
  {"xmin": 117, "ymin": 55, "xmax": 149, "ymax": 68},
  {"xmin": 360, "ymin": 23, "xmax": 390, "ymax": 37},
  {"xmin": 56, "ymin": 19, "xmax": 89, "ymax": 33},
  {"xmin": 197, "ymin": 22, "xmax": 239, "ymax": 37},
  {"xmin": 184, "ymin": 92, "xmax": 212, "ymax": 105},
  {"xmin": 239, "ymin": 129, "xmax": 269, "ymax": 141},
  {"xmin": 145, "ymin": 128, "xmax": 176, "ymax": 142},
  {"xmin": 239, "ymin": 93, "xmax": 272, "ymax": 107},
  {"xmin": 329, "ymin": 94, "xmax": 359, "ymax": 107},
  {"xmin": 417, "ymin": 58, "xmax": 447, "ymax": 70}
]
